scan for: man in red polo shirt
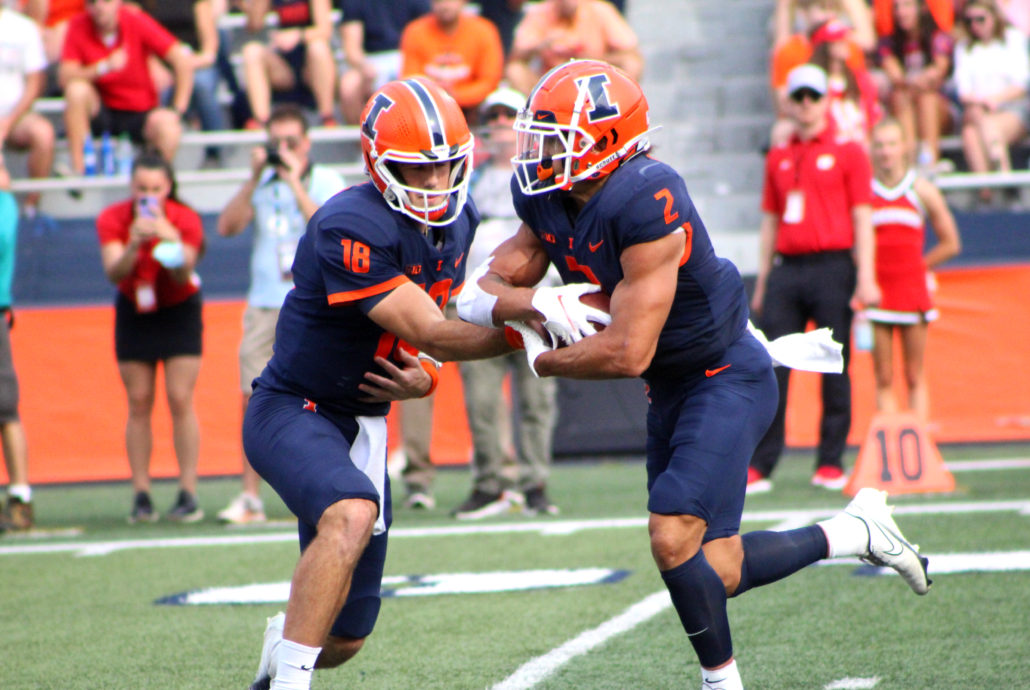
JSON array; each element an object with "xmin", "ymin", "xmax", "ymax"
[
  {"xmin": 58, "ymin": 0, "xmax": 194, "ymax": 174},
  {"xmin": 748, "ymin": 63, "xmax": 880, "ymax": 494}
]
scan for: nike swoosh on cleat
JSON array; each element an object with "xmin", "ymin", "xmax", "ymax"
[
  {"xmin": 705, "ymin": 364, "xmax": 731, "ymax": 377},
  {"xmin": 300, "ymin": 664, "xmax": 313, "ymax": 671},
  {"xmin": 871, "ymin": 521, "xmax": 906, "ymax": 557}
]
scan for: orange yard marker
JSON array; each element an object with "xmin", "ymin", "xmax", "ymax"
[{"xmin": 844, "ymin": 412, "xmax": 956, "ymax": 496}]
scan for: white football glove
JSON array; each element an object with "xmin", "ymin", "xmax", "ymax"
[
  {"xmin": 504, "ymin": 320, "xmax": 553, "ymax": 377},
  {"xmin": 530, "ymin": 283, "xmax": 612, "ymax": 346}
]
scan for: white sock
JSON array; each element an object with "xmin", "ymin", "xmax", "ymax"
[
  {"xmin": 270, "ymin": 638, "xmax": 321, "ymax": 690},
  {"xmin": 702, "ymin": 658, "xmax": 743, "ymax": 689},
  {"xmin": 7, "ymin": 484, "xmax": 31, "ymax": 503},
  {"xmin": 818, "ymin": 512, "xmax": 869, "ymax": 559}
]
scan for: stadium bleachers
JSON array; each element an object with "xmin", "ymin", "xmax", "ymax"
[{"xmin": 7, "ymin": 3, "xmax": 1030, "ymax": 236}]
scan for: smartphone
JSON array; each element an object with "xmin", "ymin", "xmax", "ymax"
[
  {"xmin": 137, "ymin": 195, "xmax": 158, "ymax": 218},
  {"xmin": 265, "ymin": 143, "xmax": 284, "ymax": 168}
]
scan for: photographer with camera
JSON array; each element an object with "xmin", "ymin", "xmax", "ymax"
[{"xmin": 215, "ymin": 104, "xmax": 345, "ymax": 524}]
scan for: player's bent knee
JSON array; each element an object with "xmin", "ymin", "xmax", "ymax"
[
  {"xmin": 318, "ymin": 635, "xmax": 365, "ymax": 668},
  {"xmin": 317, "ymin": 498, "xmax": 378, "ymax": 547},
  {"xmin": 649, "ymin": 513, "xmax": 705, "ymax": 571}
]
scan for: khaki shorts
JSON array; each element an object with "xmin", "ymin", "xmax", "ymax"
[{"xmin": 239, "ymin": 305, "xmax": 280, "ymax": 394}]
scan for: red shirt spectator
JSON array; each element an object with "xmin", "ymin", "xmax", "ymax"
[
  {"xmin": 762, "ymin": 120, "xmax": 873, "ymax": 255},
  {"xmin": 97, "ymin": 197, "xmax": 203, "ymax": 308},
  {"xmin": 61, "ymin": 5, "xmax": 176, "ymax": 112}
]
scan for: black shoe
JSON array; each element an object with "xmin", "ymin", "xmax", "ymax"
[
  {"xmin": 128, "ymin": 491, "xmax": 159, "ymax": 524},
  {"xmin": 523, "ymin": 486, "xmax": 559, "ymax": 516},
  {"xmin": 450, "ymin": 489, "xmax": 511, "ymax": 520},
  {"xmin": 166, "ymin": 489, "xmax": 204, "ymax": 523}
]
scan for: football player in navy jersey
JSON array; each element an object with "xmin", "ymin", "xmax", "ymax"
[
  {"xmin": 457, "ymin": 60, "xmax": 931, "ymax": 689},
  {"xmin": 242, "ymin": 77, "xmax": 517, "ymax": 690}
]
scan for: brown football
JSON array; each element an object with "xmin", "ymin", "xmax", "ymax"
[{"xmin": 579, "ymin": 290, "xmax": 611, "ymax": 332}]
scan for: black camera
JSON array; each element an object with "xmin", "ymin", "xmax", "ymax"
[{"xmin": 265, "ymin": 143, "xmax": 284, "ymax": 168}]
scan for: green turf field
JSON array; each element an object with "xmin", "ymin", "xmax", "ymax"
[{"xmin": 3, "ymin": 445, "xmax": 1029, "ymax": 689}]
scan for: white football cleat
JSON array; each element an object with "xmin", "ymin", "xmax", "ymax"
[
  {"xmin": 844, "ymin": 489, "xmax": 931, "ymax": 595},
  {"xmin": 250, "ymin": 612, "xmax": 285, "ymax": 690}
]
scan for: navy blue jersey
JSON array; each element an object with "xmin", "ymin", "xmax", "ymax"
[
  {"xmin": 512, "ymin": 154, "xmax": 749, "ymax": 381},
  {"xmin": 258, "ymin": 182, "xmax": 476, "ymax": 417}
]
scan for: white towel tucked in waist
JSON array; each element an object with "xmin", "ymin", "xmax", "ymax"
[{"xmin": 349, "ymin": 416, "xmax": 388, "ymax": 535}]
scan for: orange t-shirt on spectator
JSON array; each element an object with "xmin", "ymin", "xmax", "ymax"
[
  {"xmin": 873, "ymin": 0, "xmax": 954, "ymax": 36},
  {"xmin": 770, "ymin": 34, "xmax": 867, "ymax": 90},
  {"xmin": 400, "ymin": 12, "xmax": 503, "ymax": 110},
  {"xmin": 511, "ymin": 0, "xmax": 638, "ymax": 71}
]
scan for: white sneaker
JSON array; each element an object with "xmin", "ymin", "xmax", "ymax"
[
  {"xmin": 217, "ymin": 493, "xmax": 266, "ymax": 524},
  {"xmin": 250, "ymin": 612, "xmax": 285, "ymax": 690},
  {"xmin": 845, "ymin": 489, "xmax": 931, "ymax": 595}
]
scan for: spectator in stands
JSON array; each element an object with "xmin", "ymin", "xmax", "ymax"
[
  {"xmin": 0, "ymin": 154, "xmax": 32, "ymax": 534},
  {"xmin": 399, "ymin": 0, "xmax": 504, "ymax": 123},
  {"xmin": 452, "ymin": 86, "xmax": 560, "ymax": 520},
  {"xmin": 807, "ymin": 19, "xmax": 883, "ymax": 146},
  {"xmin": 877, "ymin": 0, "xmax": 954, "ymax": 172},
  {"xmin": 240, "ymin": 0, "xmax": 337, "ymax": 128},
  {"xmin": 96, "ymin": 152, "xmax": 205, "ymax": 523},
  {"xmin": 135, "ymin": 0, "xmax": 228, "ymax": 166},
  {"xmin": 58, "ymin": 0, "xmax": 193, "ymax": 175},
  {"xmin": 770, "ymin": 0, "xmax": 874, "ymax": 144},
  {"xmin": 868, "ymin": 118, "xmax": 960, "ymax": 420},
  {"xmin": 505, "ymin": 0, "xmax": 642, "ymax": 97},
  {"xmin": 336, "ymin": 0, "xmax": 429, "ymax": 125},
  {"xmin": 215, "ymin": 104, "xmax": 345, "ymax": 524},
  {"xmin": 23, "ymin": 0, "xmax": 85, "ymax": 87},
  {"xmin": 748, "ymin": 64, "xmax": 879, "ymax": 494},
  {"xmin": 773, "ymin": 0, "xmax": 875, "ymax": 51},
  {"xmin": 0, "ymin": 3, "xmax": 55, "ymax": 215},
  {"xmin": 954, "ymin": 0, "xmax": 1030, "ymax": 204},
  {"xmin": 871, "ymin": 0, "xmax": 953, "ymax": 39}
]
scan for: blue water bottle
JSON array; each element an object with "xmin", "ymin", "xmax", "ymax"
[
  {"xmin": 83, "ymin": 136, "xmax": 97, "ymax": 176},
  {"xmin": 116, "ymin": 133, "xmax": 134, "ymax": 177},
  {"xmin": 100, "ymin": 131, "xmax": 116, "ymax": 176}
]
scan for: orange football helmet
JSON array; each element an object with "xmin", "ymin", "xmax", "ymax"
[
  {"xmin": 360, "ymin": 77, "xmax": 475, "ymax": 226},
  {"xmin": 512, "ymin": 59, "xmax": 652, "ymax": 195}
]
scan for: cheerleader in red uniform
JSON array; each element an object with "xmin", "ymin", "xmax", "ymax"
[{"xmin": 868, "ymin": 118, "xmax": 961, "ymax": 419}]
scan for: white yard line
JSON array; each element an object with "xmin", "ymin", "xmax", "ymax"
[
  {"xmin": 2, "ymin": 497, "xmax": 1029, "ymax": 558},
  {"xmin": 491, "ymin": 590, "xmax": 672, "ymax": 690},
  {"xmin": 825, "ymin": 678, "xmax": 879, "ymax": 689},
  {"xmin": 945, "ymin": 458, "xmax": 1030, "ymax": 471}
]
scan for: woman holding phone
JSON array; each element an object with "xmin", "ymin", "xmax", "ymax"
[{"xmin": 97, "ymin": 152, "xmax": 206, "ymax": 524}]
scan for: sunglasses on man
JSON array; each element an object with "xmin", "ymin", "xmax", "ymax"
[{"xmin": 790, "ymin": 88, "xmax": 823, "ymax": 103}]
